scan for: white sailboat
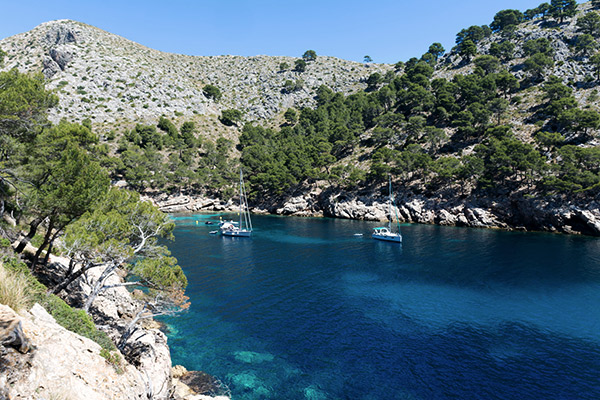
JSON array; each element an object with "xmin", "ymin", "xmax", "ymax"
[
  {"xmin": 220, "ymin": 169, "xmax": 253, "ymax": 237},
  {"xmin": 372, "ymin": 175, "xmax": 402, "ymax": 243}
]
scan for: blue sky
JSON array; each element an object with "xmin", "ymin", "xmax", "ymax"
[{"xmin": 1, "ymin": 0, "xmax": 583, "ymax": 64}]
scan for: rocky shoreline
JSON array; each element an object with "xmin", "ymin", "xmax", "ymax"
[
  {"xmin": 1, "ymin": 252, "xmax": 230, "ymax": 400},
  {"xmin": 143, "ymin": 189, "xmax": 600, "ymax": 237}
]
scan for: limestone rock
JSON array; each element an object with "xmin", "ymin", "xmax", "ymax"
[
  {"xmin": 576, "ymin": 209, "xmax": 600, "ymax": 235},
  {"xmin": 49, "ymin": 47, "xmax": 74, "ymax": 70},
  {"xmin": 42, "ymin": 55, "xmax": 61, "ymax": 78},
  {"xmin": 2, "ymin": 303, "xmax": 146, "ymax": 400},
  {"xmin": 0, "ymin": 304, "xmax": 31, "ymax": 353},
  {"xmin": 277, "ymin": 196, "xmax": 309, "ymax": 215},
  {"xmin": 44, "ymin": 23, "xmax": 79, "ymax": 45}
]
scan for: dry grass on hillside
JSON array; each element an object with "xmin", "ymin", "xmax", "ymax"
[{"xmin": 0, "ymin": 263, "xmax": 31, "ymax": 312}]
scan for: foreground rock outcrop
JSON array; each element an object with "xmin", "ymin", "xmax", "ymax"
[
  {"xmin": 0, "ymin": 253, "xmax": 230, "ymax": 400},
  {"xmin": 1, "ymin": 303, "xmax": 146, "ymax": 399}
]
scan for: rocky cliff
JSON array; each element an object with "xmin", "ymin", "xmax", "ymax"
[
  {"xmin": 1, "ymin": 303, "xmax": 147, "ymax": 399},
  {"xmin": 1, "ymin": 253, "xmax": 231, "ymax": 400}
]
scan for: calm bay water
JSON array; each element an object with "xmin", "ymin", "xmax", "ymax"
[{"xmin": 161, "ymin": 213, "xmax": 600, "ymax": 400}]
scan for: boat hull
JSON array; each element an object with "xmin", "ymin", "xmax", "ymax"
[
  {"xmin": 222, "ymin": 229, "xmax": 252, "ymax": 237},
  {"xmin": 372, "ymin": 233, "xmax": 402, "ymax": 243}
]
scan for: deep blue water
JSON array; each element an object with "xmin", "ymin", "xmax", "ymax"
[{"xmin": 161, "ymin": 213, "xmax": 600, "ymax": 400}]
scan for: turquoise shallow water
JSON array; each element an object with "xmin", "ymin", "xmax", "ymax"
[{"xmin": 161, "ymin": 213, "xmax": 600, "ymax": 400}]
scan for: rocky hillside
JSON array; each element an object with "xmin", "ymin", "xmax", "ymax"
[
  {"xmin": 0, "ymin": 19, "xmax": 390, "ymax": 130},
  {"xmin": 437, "ymin": 1, "xmax": 599, "ymax": 108}
]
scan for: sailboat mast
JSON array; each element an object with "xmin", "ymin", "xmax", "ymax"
[
  {"xmin": 239, "ymin": 168, "xmax": 253, "ymax": 232},
  {"xmin": 239, "ymin": 169, "xmax": 243, "ymax": 229},
  {"xmin": 388, "ymin": 175, "xmax": 392, "ymax": 231}
]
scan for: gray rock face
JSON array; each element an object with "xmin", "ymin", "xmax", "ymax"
[
  {"xmin": 44, "ymin": 24, "xmax": 78, "ymax": 45},
  {"xmin": 49, "ymin": 47, "xmax": 74, "ymax": 70},
  {"xmin": 42, "ymin": 55, "xmax": 61, "ymax": 78}
]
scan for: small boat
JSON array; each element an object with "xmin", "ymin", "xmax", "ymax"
[
  {"xmin": 220, "ymin": 169, "xmax": 253, "ymax": 238},
  {"xmin": 372, "ymin": 175, "xmax": 402, "ymax": 243},
  {"xmin": 209, "ymin": 230, "xmax": 219, "ymax": 234},
  {"xmin": 205, "ymin": 221, "xmax": 215, "ymax": 225}
]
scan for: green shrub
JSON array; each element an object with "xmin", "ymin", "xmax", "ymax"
[
  {"xmin": 100, "ymin": 348, "xmax": 124, "ymax": 374},
  {"xmin": 41, "ymin": 294, "xmax": 115, "ymax": 351}
]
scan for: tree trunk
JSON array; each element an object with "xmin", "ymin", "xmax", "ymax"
[
  {"xmin": 51, "ymin": 260, "xmax": 93, "ymax": 295},
  {"xmin": 15, "ymin": 216, "xmax": 44, "ymax": 253},
  {"xmin": 117, "ymin": 307, "xmax": 146, "ymax": 351},
  {"xmin": 42, "ymin": 242, "xmax": 53, "ymax": 267},
  {"xmin": 31, "ymin": 217, "xmax": 55, "ymax": 271},
  {"xmin": 83, "ymin": 262, "xmax": 118, "ymax": 312}
]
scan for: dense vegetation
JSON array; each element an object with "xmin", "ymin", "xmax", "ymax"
[
  {"xmin": 234, "ymin": 1, "xmax": 600, "ymax": 203},
  {"xmin": 0, "ymin": 68, "xmax": 188, "ymax": 352}
]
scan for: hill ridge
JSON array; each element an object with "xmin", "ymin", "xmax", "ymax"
[{"xmin": 0, "ymin": 19, "xmax": 390, "ymax": 129}]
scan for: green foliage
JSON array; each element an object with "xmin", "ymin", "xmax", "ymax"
[
  {"xmin": 158, "ymin": 116, "xmax": 177, "ymax": 135},
  {"xmin": 489, "ymin": 41, "xmax": 515, "ymax": 61},
  {"xmin": 543, "ymin": 145, "xmax": 600, "ymax": 194},
  {"xmin": 364, "ymin": 55, "xmax": 373, "ymax": 63},
  {"xmin": 180, "ymin": 121, "xmax": 198, "ymax": 148},
  {"xmin": 535, "ymin": 131, "xmax": 565, "ymax": 151},
  {"xmin": 543, "ymin": 75, "xmax": 572, "ymax": 101},
  {"xmin": 100, "ymin": 349, "xmax": 123, "ymax": 373},
  {"xmin": 366, "ymin": 73, "xmax": 383, "ymax": 90},
  {"xmin": 133, "ymin": 251, "xmax": 187, "ymax": 290},
  {"xmin": 523, "ymin": 53, "xmax": 554, "ymax": 81},
  {"xmin": 0, "ymin": 69, "xmax": 58, "ymax": 160},
  {"xmin": 474, "ymin": 55, "xmax": 500, "ymax": 74},
  {"xmin": 456, "ymin": 25, "xmax": 491, "ymax": 45},
  {"xmin": 0, "ymin": 49, "xmax": 6, "ymax": 66},
  {"xmin": 459, "ymin": 40, "xmax": 477, "ymax": 61},
  {"xmin": 294, "ymin": 59, "xmax": 307, "ymax": 73},
  {"xmin": 203, "ymin": 84, "xmax": 222, "ymax": 101},
  {"xmin": 550, "ymin": 0, "xmax": 577, "ymax": 23},
  {"xmin": 41, "ymin": 294, "xmax": 115, "ymax": 350},
  {"xmin": 282, "ymin": 79, "xmax": 304, "ymax": 93},
  {"xmin": 284, "ymin": 108, "xmax": 298, "ymax": 125},
  {"xmin": 491, "ymin": 9, "xmax": 524, "ymax": 32},
  {"xmin": 523, "ymin": 38, "xmax": 553, "ymax": 57},
  {"xmin": 525, "ymin": 3, "xmax": 551, "ymax": 20},
  {"xmin": 279, "ymin": 62, "xmax": 289, "ymax": 71},
  {"xmin": 474, "ymin": 133, "xmax": 544, "ymax": 189},
  {"xmin": 577, "ymin": 11, "xmax": 600, "ymax": 37},
  {"xmin": 575, "ymin": 34, "xmax": 598, "ymax": 56},
  {"xmin": 428, "ymin": 43, "xmax": 445, "ymax": 59},
  {"xmin": 589, "ymin": 52, "xmax": 600, "ymax": 79},
  {"xmin": 302, "ymin": 50, "xmax": 317, "ymax": 62},
  {"xmin": 127, "ymin": 124, "xmax": 163, "ymax": 149},
  {"xmin": 495, "ymin": 70, "xmax": 520, "ymax": 98},
  {"xmin": 220, "ymin": 109, "xmax": 243, "ymax": 126}
]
